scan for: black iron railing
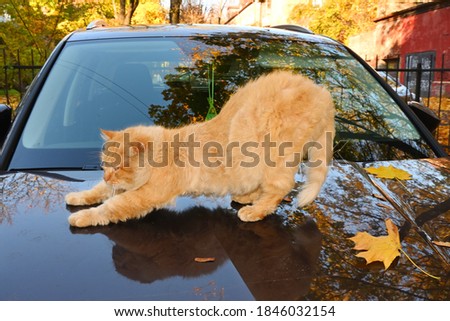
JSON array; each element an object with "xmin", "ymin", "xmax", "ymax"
[{"xmin": 376, "ymin": 56, "xmax": 450, "ymax": 154}]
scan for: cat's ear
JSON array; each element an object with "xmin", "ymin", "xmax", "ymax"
[{"xmin": 100, "ymin": 129, "xmax": 115, "ymax": 140}]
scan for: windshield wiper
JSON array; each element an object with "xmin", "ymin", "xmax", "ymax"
[
  {"xmin": 336, "ymin": 131, "xmax": 429, "ymax": 159},
  {"xmin": 82, "ymin": 164, "xmax": 102, "ymax": 170}
]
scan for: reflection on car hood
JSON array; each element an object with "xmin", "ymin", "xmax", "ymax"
[{"xmin": 1, "ymin": 158, "xmax": 449, "ymax": 300}]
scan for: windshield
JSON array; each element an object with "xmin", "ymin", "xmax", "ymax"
[{"xmin": 10, "ymin": 33, "xmax": 435, "ymax": 169}]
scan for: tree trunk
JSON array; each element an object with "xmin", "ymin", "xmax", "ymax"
[
  {"xmin": 117, "ymin": 0, "xmax": 140, "ymax": 25},
  {"xmin": 117, "ymin": 0, "xmax": 126, "ymax": 24},
  {"xmin": 125, "ymin": 0, "xmax": 139, "ymax": 25},
  {"xmin": 170, "ymin": 0, "xmax": 182, "ymax": 24}
]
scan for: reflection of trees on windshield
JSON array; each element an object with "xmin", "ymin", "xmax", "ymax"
[
  {"xmin": 148, "ymin": 32, "xmax": 433, "ymax": 160},
  {"xmin": 148, "ymin": 33, "xmax": 265, "ymax": 128}
]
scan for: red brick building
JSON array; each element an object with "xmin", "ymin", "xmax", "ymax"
[
  {"xmin": 349, "ymin": 1, "xmax": 450, "ymax": 96},
  {"xmin": 376, "ymin": 1, "xmax": 450, "ymax": 94},
  {"xmin": 348, "ymin": 1, "xmax": 450, "ymax": 150}
]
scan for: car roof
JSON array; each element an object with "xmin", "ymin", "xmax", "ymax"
[{"xmin": 66, "ymin": 23, "xmax": 339, "ymax": 45}]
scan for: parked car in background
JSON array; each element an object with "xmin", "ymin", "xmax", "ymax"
[
  {"xmin": 377, "ymin": 71, "xmax": 417, "ymax": 102},
  {"xmin": 0, "ymin": 24, "xmax": 449, "ymax": 301},
  {"xmin": 377, "ymin": 71, "xmax": 440, "ymax": 133}
]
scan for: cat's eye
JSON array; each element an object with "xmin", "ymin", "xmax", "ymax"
[{"xmin": 99, "ymin": 161, "xmax": 121, "ymax": 171}]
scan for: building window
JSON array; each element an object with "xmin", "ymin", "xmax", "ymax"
[
  {"xmin": 405, "ymin": 51, "xmax": 435, "ymax": 97},
  {"xmin": 384, "ymin": 57, "xmax": 400, "ymax": 80}
]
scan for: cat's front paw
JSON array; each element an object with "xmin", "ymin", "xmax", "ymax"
[
  {"xmin": 68, "ymin": 208, "xmax": 110, "ymax": 227},
  {"xmin": 65, "ymin": 192, "xmax": 90, "ymax": 206},
  {"xmin": 65, "ymin": 191, "xmax": 104, "ymax": 206},
  {"xmin": 237, "ymin": 206, "xmax": 266, "ymax": 222}
]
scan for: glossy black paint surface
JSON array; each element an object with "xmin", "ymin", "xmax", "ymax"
[{"xmin": 1, "ymin": 158, "xmax": 449, "ymax": 300}]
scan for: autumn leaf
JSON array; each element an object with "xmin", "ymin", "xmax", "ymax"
[
  {"xmin": 349, "ymin": 219, "xmax": 440, "ymax": 280},
  {"xmin": 349, "ymin": 219, "xmax": 401, "ymax": 269},
  {"xmin": 350, "ymin": 220, "xmax": 441, "ymax": 279},
  {"xmin": 194, "ymin": 257, "xmax": 216, "ymax": 263},
  {"xmin": 365, "ymin": 165, "xmax": 412, "ymax": 180}
]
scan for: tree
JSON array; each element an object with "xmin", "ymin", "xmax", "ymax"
[
  {"xmin": 169, "ymin": 0, "xmax": 207, "ymax": 24},
  {"xmin": 115, "ymin": 0, "xmax": 140, "ymax": 25},
  {"xmin": 131, "ymin": 0, "xmax": 166, "ymax": 24},
  {"xmin": 0, "ymin": 0, "xmax": 165, "ymax": 97},
  {"xmin": 290, "ymin": 0, "xmax": 377, "ymax": 44},
  {"xmin": 1, "ymin": 0, "xmax": 112, "ymax": 61},
  {"xmin": 181, "ymin": 0, "xmax": 205, "ymax": 23},
  {"xmin": 208, "ymin": 0, "xmax": 228, "ymax": 24},
  {"xmin": 169, "ymin": 0, "xmax": 182, "ymax": 23},
  {"xmin": 0, "ymin": 0, "xmax": 166, "ymax": 58}
]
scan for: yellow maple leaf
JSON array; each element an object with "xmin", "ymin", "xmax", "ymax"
[
  {"xmin": 349, "ymin": 219, "xmax": 401, "ymax": 269},
  {"xmin": 365, "ymin": 165, "xmax": 412, "ymax": 180}
]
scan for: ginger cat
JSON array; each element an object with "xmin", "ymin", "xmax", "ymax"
[{"xmin": 66, "ymin": 70, "xmax": 335, "ymax": 227}]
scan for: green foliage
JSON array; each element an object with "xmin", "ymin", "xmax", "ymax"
[
  {"xmin": 1, "ymin": 0, "xmax": 112, "ymax": 61},
  {"xmin": 0, "ymin": 0, "xmax": 166, "ymax": 61},
  {"xmin": 290, "ymin": 0, "xmax": 377, "ymax": 44},
  {"xmin": 0, "ymin": 0, "xmax": 166, "ymax": 95}
]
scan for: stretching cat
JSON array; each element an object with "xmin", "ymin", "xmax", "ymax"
[{"xmin": 66, "ymin": 70, "xmax": 335, "ymax": 227}]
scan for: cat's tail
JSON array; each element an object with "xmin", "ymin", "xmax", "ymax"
[{"xmin": 297, "ymin": 121, "xmax": 335, "ymax": 208}]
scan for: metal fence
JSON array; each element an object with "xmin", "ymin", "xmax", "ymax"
[
  {"xmin": 1, "ymin": 48, "xmax": 43, "ymax": 107},
  {"xmin": 376, "ymin": 57, "xmax": 450, "ymax": 154}
]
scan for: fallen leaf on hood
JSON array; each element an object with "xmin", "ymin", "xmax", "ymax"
[
  {"xmin": 194, "ymin": 257, "xmax": 216, "ymax": 263},
  {"xmin": 349, "ymin": 220, "xmax": 441, "ymax": 279},
  {"xmin": 432, "ymin": 241, "xmax": 450, "ymax": 248},
  {"xmin": 365, "ymin": 165, "xmax": 412, "ymax": 180},
  {"xmin": 349, "ymin": 219, "xmax": 401, "ymax": 269}
]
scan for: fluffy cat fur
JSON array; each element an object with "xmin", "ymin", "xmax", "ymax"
[{"xmin": 66, "ymin": 70, "xmax": 335, "ymax": 227}]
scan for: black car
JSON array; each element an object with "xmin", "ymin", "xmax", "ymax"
[{"xmin": 0, "ymin": 24, "xmax": 449, "ymax": 301}]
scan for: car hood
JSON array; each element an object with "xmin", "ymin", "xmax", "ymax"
[{"xmin": 1, "ymin": 158, "xmax": 449, "ymax": 300}]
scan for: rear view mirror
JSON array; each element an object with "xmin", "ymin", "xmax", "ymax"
[
  {"xmin": 0, "ymin": 104, "xmax": 12, "ymax": 147},
  {"xmin": 407, "ymin": 101, "xmax": 440, "ymax": 133}
]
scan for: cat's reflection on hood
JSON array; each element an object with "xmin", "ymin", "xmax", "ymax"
[{"xmin": 71, "ymin": 207, "xmax": 322, "ymax": 300}]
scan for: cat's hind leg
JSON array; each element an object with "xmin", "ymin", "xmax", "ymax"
[
  {"xmin": 237, "ymin": 175, "xmax": 294, "ymax": 222},
  {"xmin": 237, "ymin": 192, "xmax": 284, "ymax": 222}
]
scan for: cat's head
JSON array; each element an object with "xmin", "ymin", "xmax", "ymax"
[{"xmin": 100, "ymin": 128, "xmax": 148, "ymax": 191}]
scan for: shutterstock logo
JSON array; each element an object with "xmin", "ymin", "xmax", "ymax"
[{"xmin": 102, "ymin": 132, "xmax": 334, "ymax": 169}]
